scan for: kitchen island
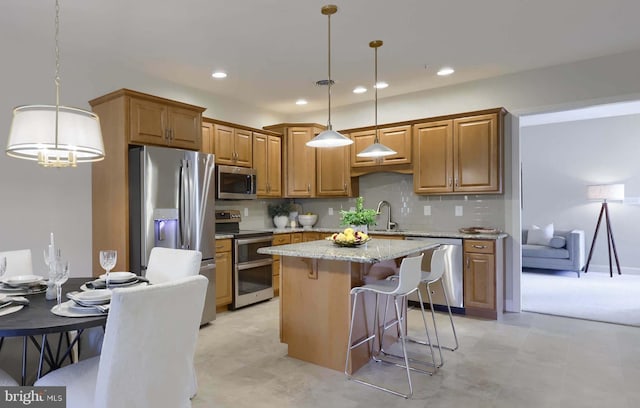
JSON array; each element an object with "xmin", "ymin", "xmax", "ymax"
[{"xmin": 258, "ymin": 238, "xmax": 438, "ymax": 373}]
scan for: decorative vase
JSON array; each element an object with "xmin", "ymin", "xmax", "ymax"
[
  {"xmin": 273, "ymin": 215, "xmax": 289, "ymax": 229},
  {"xmin": 352, "ymin": 225, "xmax": 368, "ymax": 234}
]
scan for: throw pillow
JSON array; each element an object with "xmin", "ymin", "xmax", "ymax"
[
  {"xmin": 527, "ymin": 223, "xmax": 554, "ymax": 246},
  {"xmin": 549, "ymin": 236, "xmax": 566, "ymax": 249}
]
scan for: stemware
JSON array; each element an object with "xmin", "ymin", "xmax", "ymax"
[
  {"xmin": 52, "ymin": 260, "xmax": 70, "ymax": 307},
  {"xmin": 0, "ymin": 256, "xmax": 6, "ymax": 281},
  {"xmin": 99, "ymin": 250, "xmax": 117, "ymax": 288}
]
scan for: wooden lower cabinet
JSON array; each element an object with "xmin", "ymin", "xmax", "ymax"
[
  {"xmin": 369, "ymin": 234, "xmax": 405, "ymax": 240},
  {"xmin": 302, "ymin": 232, "xmax": 323, "ymax": 242},
  {"xmin": 463, "ymin": 239, "xmax": 503, "ymax": 319},
  {"xmin": 271, "ymin": 233, "xmax": 293, "ymax": 296},
  {"xmin": 215, "ymin": 239, "xmax": 232, "ymax": 308}
]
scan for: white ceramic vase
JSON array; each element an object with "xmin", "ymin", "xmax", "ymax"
[{"xmin": 273, "ymin": 215, "xmax": 289, "ymax": 229}]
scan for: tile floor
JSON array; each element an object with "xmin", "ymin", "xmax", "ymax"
[{"xmin": 192, "ymin": 299, "xmax": 640, "ymax": 408}]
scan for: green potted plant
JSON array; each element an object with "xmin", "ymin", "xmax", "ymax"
[
  {"xmin": 268, "ymin": 202, "xmax": 293, "ymax": 229},
  {"xmin": 339, "ymin": 197, "xmax": 378, "ymax": 232}
]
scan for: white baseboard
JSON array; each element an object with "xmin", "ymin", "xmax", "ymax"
[
  {"xmin": 505, "ymin": 299, "xmax": 516, "ymax": 312},
  {"xmin": 584, "ymin": 264, "xmax": 640, "ymax": 275}
]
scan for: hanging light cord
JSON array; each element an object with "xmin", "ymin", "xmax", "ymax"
[
  {"xmin": 374, "ymin": 44, "xmax": 379, "ymax": 143},
  {"xmin": 54, "ymin": 0, "xmax": 61, "ymax": 150},
  {"xmin": 326, "ymin": 10, "xmax": 333, "ymax": 130}
]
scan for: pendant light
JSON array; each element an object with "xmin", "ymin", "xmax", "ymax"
[
  {"xmin": 6, "ymin": 0, "xmax": 105, "ymax": 167},
  {"xmin": 306, "ymin": 5, "xmax": 353, "ymax": 148},
  {"xmin": 356, "ymin": 40, "xmax": 396, "ymax": 158}
]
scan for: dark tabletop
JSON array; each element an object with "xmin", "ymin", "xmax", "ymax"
[{"xmin": 0, "ymin": 277, "xmax": 107, "ymax": 337}]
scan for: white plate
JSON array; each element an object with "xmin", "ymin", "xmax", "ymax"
[
  {"xmin": 51, "ymin": 301, "xmax": 107, "ymax": 317},
  {"xmin": 2, "ymin": 275, "xmax": 44, "ymax": 286},
  {"xmin": 98, "ymin": 272, "xmax": 136, "ymax": 283},
  {"xmin": 0, "ymin": 304, "xmax": 24, "ymax": 317},
  {"xmin": 71, "ymin": 289, "xmax": 111, "ymax": 304}
]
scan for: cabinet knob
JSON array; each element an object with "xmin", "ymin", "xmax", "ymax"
[
  {"xmin": 472, "ymin": 245, "xmax": 487, "ymax": 249},
  {"xmin": 307, "ymin": 183, "xmax": 311, "ymax": 192},
  {"xmin": 455, "ymin": 178, "xmax": 459, "ymax": 187},
  {"xmin": 466, "ymin": 257, "xmax": 470, "ymax": 269},
  {"xmin": 449, "ymin": 177, "xmax": 453, "ymax": 187},
  {"xmin": 343, "ymin": 183, "xmax": 347, "ymax": 192}
]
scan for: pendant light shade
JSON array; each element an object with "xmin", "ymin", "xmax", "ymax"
[
  {"xmin": 357, "ymin": 40, "xmax": 396, "ymax": 158},
  {"xmin": 306, "ymin": 5, "xmax": 353, "ymax": 148},
  {"xmin": 5, "ymin": 0, "xmax": 104, "ymax": 168}
]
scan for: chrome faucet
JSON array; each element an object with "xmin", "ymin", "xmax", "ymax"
[{"xmin": 376, "ymin": 200, "xmax": 397, "ymax": 231}]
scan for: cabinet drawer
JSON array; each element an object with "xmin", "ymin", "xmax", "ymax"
[
  {"xmin": 272, "ymin": 234, "xmax": 291, "ymax": 246},
  {"xmin": 291, "ymin": 233, "xmax": 303, "ymax": 243},
  {"xmin": 215, "ymin": 239, "xmax": 232, "ymax": 252},
  {"xmin": 464, "ymin": 240, "xmax": 494, "ymax": 254}
]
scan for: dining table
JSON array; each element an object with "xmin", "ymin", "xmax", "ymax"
[{"xmin": 0, "ymin": 277, "xmax": 108, "ymax": 385}]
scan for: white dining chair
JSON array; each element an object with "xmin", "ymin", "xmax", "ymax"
[
  {"xmin": 145, "ymin": 246, "xmax": 202, "ymax": 398},
  {"xmin": 35, "ymin": 275, "xmax": 208, "ymax": 408},
  {"xmin": 0, "ymin": 249, "xmax": 34, "ymax": 277},
  {"xmin": 0, "ymin": 367, "xmax": 18, "ymax": 386},
  {"xmin": 145, "ymin": 247, "xmax": 202, "ymax": 284}
]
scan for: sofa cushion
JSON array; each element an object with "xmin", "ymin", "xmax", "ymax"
[
  {"xmin": 549, "ymin": 236, "xmax": 566, "ymax": 249},
  {"xmin": 527, "ymin": 223, "xmax": 554, "ymax": 246},
  {"xmin": 522, "ymin": 244, "xmax": 569, "ymax": 259}
]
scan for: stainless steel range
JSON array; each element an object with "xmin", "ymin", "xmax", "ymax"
[{"xmin": 215, "ymin": 210, "xmax": 273, "ymax": 309}]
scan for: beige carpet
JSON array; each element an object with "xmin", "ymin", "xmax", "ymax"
[{"xmin": 521, "ymin": 269, "xmax": 640, "ymax": 326}]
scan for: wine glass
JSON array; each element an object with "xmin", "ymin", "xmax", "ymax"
[
  {"xmin": 0, "ymin": 256, "xmax": 7, "ymax": 281},
  {"xmin": 99, "ymin": 250, "xmax": 117, "ymax": 288},
  {"xmin": 52, "ymin": 260, "xmax": 70, "ymax": 307}
]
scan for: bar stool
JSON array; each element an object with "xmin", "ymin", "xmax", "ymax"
[
  {"xmin": 345, "ymin": 253, "xmax": 435, "ymax": 399},
  {"xmin": 383, "ymin": 246, "xmax": 459, "ymax": 369}
]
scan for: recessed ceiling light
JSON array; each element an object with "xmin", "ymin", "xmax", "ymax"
[
  {"xmin": 353, "ymin": 86, "xmax": 367, "ymax": 94},
  {"xmin": 295, "ymin": 99, "xmax": 308, "ymax": 105},
  {"xmin": 211, "ymin": 71, "xmax": 227, "ymax": 79},
  {"xmin": 374, "ymin": 81, "xmax": 388, "ymax": 89},
  {"xmin": 437, "ymin": 67, "xmax": 454, "ymax": 76}
]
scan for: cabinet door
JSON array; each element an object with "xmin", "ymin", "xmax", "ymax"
[
  {"xmin": 413, "ymin": 120, "xmax": 454, "ymax": 194},
  {"xmin": 350, "ymin": 129, "xmax": 377, "ymax": 167},
  {"xmin": 168, "ymin": 106, "xmax": 201, "ymax": 150},
  {"xmin": 285, "ymin": 128, "xmax": 316, "ymax": 197},
  {"xmin": 214, "ymin": 124, "xmax": 236, "ymax": 165},
  {"xmin": 291, "ymin": 233, "xmax": 303, "ymax": 243},
  {"xmin": 266, "ymin": 135, "xmax": 282, "ymax": 196},
  {"xmin": 129, "ymin": 98, "xmax": 168, "ymax": 145},
  {"xmin": 463, "ymin": 252, "xmax": 495, "ymax": 310},
  {"xmin": 201, "ymin": 122, "xmax": 214, "ymax": 154},
  {"xmin": 234, "ymin": 129, "xmax": 253, "ymax": 167},
  {"xmin": 253, "ymin": 133, "xmax": 269, "ymax": 196},
  {"xmin": 378, "ymin": 125, "xmax": 412, "ymax": 165},
  {"xmin": 215, "ymin": 250, "xmax": 232, "ymax": 307},
  {"xmin": 453, "ymin": 113, "xmax": 501, "ymax": 193},
  {"xmin": 317, "ymin": 145, "xmax": 351, "ymax": 196}
]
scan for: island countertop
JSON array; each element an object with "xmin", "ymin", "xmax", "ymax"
[{"xmin": 257, "ymin": 238, "xmax": 438, "ymax": 264}]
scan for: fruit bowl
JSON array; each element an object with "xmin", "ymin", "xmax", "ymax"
[{"xmin": 326, "ymin": 229, "xmax": 370, "ymax": 247}]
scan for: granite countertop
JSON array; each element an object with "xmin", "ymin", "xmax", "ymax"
[
  {"xmin": 257, "ymin": 238, "xmax": 439, "ymax": 264},
  {"xmin": 268, "ymin": 227, "xmax": 507, "ymax": 240}
]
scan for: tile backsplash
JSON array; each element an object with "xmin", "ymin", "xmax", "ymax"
[{"xmin": 216, "ymin": 172, "xmax": 505, "ymax": 232}]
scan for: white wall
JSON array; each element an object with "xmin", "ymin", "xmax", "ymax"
[
  {"xmin": 521, "ymin": 114, "xmax": 640, "ymax": 274},
  {"xmin": 0, "ymin": 53, "xmax": 284, "ymax": 278}
]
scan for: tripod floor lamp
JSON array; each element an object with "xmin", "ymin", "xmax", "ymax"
[{"xmin": 584, "ymin": 183, "xmax": 624, "ymax": 277}]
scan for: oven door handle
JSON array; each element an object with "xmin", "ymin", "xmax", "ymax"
[
  {"xmin": 237, "ymin": 259, "xmax": 273, "ymax": 271},
  {"xmin": 236, "ymin": 236, "xmax": 273, "ymax": 246}
]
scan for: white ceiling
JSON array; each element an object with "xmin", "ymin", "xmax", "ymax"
[{"xmin": 3, "ymin": 0, "xmax": 640, "ymax": 115}]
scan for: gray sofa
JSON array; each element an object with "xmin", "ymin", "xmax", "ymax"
[{"xmin": 522, "ymin": 229, "xmax": 586, "ymax": 277}]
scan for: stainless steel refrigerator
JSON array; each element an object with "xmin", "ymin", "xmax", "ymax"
[{"xmin": 129, "ymin": 145, "xmax": 217, "ymax": 324}]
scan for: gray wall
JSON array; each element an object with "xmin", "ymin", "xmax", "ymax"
[{"xmin": 521, "ymin": 114, "xmax": 640, "ymax": 274}]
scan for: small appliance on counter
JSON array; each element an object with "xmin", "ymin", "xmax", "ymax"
[{"xmin": 215, "ymin": 210, "xmax": 273, "ymax": 309}]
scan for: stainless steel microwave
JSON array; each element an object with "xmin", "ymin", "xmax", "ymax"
[{"xmin": 216, "ymin": 165, "xmax": 257, "ymax": 199}]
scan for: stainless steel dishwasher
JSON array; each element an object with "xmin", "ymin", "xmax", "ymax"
[{"xmin": 405, "ymin": 237, "xmax": 464, "ymax": 312}]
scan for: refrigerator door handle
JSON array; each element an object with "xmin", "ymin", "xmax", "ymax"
[{"xmin": 179, "ymin": 159, "xmax": 189, "ymax": 248}]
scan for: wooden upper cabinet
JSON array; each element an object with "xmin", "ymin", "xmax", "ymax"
[
  {"xmin": 413, "ymin": 120, "xmax": 454, "ymax": 194},
  {"xmin": 317, "ymin": 145, "xmax": 354, "ymax": 197},
  {"xmin": 201, "ymin": 120, "xmax": 214, "ymax": 154},
  {"xmin": 129, "ymin": 96, "xmax": 202, "ymax": 150},
  {"xmin": 285, "ymin": 127, "xmax": 317, "ymax": 197},
  {"xmin": 453, "ymin": 113, "xmax": 501, "ymax": 193},
  {"xmin": 350, "ymin": 125, "xmax": 412, "ymax": 167},
  {"xmin": 213, "ymin": 124, "xmax": 253, "ymax": 167},
  {"xmin": 253, "ymin": 132, "xmax": 282, "ymax": 197},
  {"xmin": 413, "ymin": 111, "xmax": 503, "ymax": 195}
]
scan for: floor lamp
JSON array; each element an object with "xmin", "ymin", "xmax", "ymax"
[{"xmin": 584, "ymin": 184, "xmax": 624, "ymax": 277}]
